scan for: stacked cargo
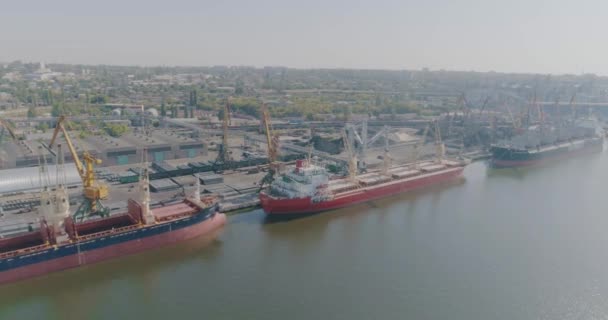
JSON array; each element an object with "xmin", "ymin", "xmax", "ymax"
[
  {"xmin": 149, "ymin": 179, "xmax": 180, "ymax": 192},
  {"xmin": 197, "ymin": 173, "xmax": 224, "ymax": 185},
  {"xmin": 356, "ymin": 173, "xmax": 392, "ymax": 186},
  {"xmin": 118, "ymin": 172, "xmax": 139, "ymax": 184}
]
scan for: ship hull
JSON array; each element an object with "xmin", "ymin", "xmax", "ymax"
[
  {"xmin": 0, "ymin": 210, "xmax": 226, "ymax": 285},
  {"xmin": 261, "ymin": 166, "xmax": 464, "ymax": 215},
  {"xmin": 490, "ymin": 137, "xmax": 603, "ymax": 168}
]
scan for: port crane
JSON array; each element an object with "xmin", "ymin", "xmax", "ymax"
[
  {"xmin": 49, "ymin": 115, "xmax": 109, "ymax": 219},
  {"xmin": 213, "ymin": 99, "xmax": 233, "ymax": 173},
  {"xmin": 259, "ymin": 102, "xmax": 280, "ymax": 190}
]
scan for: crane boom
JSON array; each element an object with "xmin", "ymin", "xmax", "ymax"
[
  {"xmin": 50, "ymin": 116, "xmax": 86, "ymax": 180},
  {"xmin": 342, "ymin": 129, "xmax": 357, "ymax": 180},
  {"xmin": 434, "ymin": 120, "xmax": 445, "ymax": 163},
  {"xmin": 261, "ymin": 103, "xmax": 278, "ymax": 163},
  {"xmin": 49, "ymin": 116, "xmax": 108, "ymax": 212},
  {"xmin": 258, "ymin": 102, "xmax": 280, "ymax": 190},
  {"xmin": 410, "ymin": 124, "xmax": 431, "ymax": 170}
]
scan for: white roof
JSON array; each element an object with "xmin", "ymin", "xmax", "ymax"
[{"xmin": 0, "ymin": 163, "xmax": 82, "ymax": 194}]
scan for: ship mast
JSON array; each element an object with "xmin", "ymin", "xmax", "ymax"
[
  {"xmin": 411, "ymin": 124, "xmax": 430, "ymax": 170},
  {"xmin": 342, "ymin": 129, "xmax": 357, "ymax": 181},
  {"xmin": 307, "ymin": 144, "xmax": 313, "ymax": 167},
  {"xmin": 382, "ymin": 128, "xmax": 391, "ymax": 175},
  {"xmin": 433, "ymin": 120, "xmax": 445, "ymax": 164},
  {"xmin": 53, "ymin": 144, "xmax": 70, "ymax": 232},
  {"xmin": 139, "ymin": 149, "xmax": 154, "ymax": 225},
  {"xmin": 37, "ymin": 146, "xmax": 53, "ymax": 224}
]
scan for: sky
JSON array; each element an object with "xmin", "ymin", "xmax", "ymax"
[{"xmin": 1, "ymin": 0, "xmax": 607, "ymax": 75}]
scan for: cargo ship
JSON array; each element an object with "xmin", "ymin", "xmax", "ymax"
[
  {"xmin": 0, "ymin": 168, "xmax": 226, "ymax": 285},
  {"xmin": 490, "ymin": 118, "xmax": 604, "ymax": 168},
  {"xmin": 260, "ymin": 157, "xmax": 466, "ymax": 216}
]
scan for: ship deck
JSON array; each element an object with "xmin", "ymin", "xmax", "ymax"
[
  {"xmin": 330, "ymin": 165, "xmax": 463, "ymax": 199},
  {"xmin": 152, "ymin": 202, "xmax": 197, "ymax": 220},
  {"xmin": 327, "ymin": 161, "xmax": 460, "ymax": 194}
]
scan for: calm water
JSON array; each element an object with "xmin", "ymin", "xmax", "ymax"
[{"xmin": 2, "ymin": 152, "xmax": 608, "ymax": 320}]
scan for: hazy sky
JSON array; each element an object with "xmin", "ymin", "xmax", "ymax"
[{"xmin": 1, "ymin": 0, "xmax": 607, "ymax": 74}]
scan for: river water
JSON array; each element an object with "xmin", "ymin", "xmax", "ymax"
[{"xmin": 2, "ymin": 152, "xmax": 608, "ymax": 320}]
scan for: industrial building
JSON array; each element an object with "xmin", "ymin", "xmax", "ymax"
[
  {"xmin": 0, "ymin": 128, "xmax": 207, "ymax": 169},
  {"xmin": 0, "ymin": 163, "xmax": 81, "ymax": 194}
]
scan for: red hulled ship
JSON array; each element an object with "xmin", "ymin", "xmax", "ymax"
[
  {"xmin": 260, "ymin": 157, "xmax": 466, "ymax": 216},
  {"xmin": 0, "ymin": 168, "xmax": 226, "ymax": 285}
]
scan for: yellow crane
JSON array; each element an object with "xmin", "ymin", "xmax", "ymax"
[
  {"xmin": 49, "ymin": 116, "xmax": 108, "ymax": 218},
  {"xmin": 261, "ymin": 102, "xmax": 278, "ymax": 163},
  {"xmin": 259, "ymin": 102, "xmax": 280, "ymax": 189}
]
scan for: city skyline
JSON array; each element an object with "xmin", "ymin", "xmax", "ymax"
[{"xmin": 1, "ymin": 0, "xmax": 607, "ymax": 75}]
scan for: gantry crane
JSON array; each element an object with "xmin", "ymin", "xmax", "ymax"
[
  {"xmin": 259, "ymin": 102, "xmax": 280, "ymax": 190},
  {"xmin": 49, "ymin": 116, "xmax": 109, "ymax": 219},
  {"xmin": 213, "ymin": 99, "xmax": 233, "ymax": 173}
]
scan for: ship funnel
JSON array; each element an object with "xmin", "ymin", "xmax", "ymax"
[{"xmin": 295, "ymin": 159, "xmax": 304, "ymax": 172}]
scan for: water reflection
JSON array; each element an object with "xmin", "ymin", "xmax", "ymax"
[{"xmin": 0, "ymin": 227, "xmax": 225, "ymax": 316}]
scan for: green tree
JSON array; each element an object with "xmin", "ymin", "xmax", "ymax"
[
  {"xmin": 90, "ymin": 95, "xmax": 107, "ymax": 104},
  {"xmin": 27, "ymin": 106, "xmax": 37, "ymax": 118},
  {"xmin": 104, "ymin": 124, "xmax": 129, "ymax": 137}
]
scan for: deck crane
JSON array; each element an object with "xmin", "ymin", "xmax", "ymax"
[
  {"xmin": 258, "ymin": 102, "xmax": 280, "ymax": 190},
  {"xmin": 470, "ymin": 96, "xmax": 490, "ymax": 149},
  {"xmin": 533, "ymin": 91, "xmax": 544, "ymax": 126},
  {"xmin": 213, "ymin": 99, "xmax": 233, "ymax": 173},
  {"xmin": 434, "ymin": 120, "xmax": 445, "ymax": 164},
  {"xmin": 447, "ymin": 94, "xmax": 469, "ymax": 137},
  {"xmin": 342, "ymin": 129, "xmax": 357, "ymax": 181},
  {"xmin": 380, "ymin": 128, "xmax": 392, "ymax": 175},
  {"xmin": 410, "ymin": 124, "xmax": 431, "ymax": 170},
  {"xmin": 503, "ymin": 101, "xmax": 522, "ymax": 133},
  {"xmin": 49, "ymin": 115, "xmax": 109, "ymax": 219}
]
